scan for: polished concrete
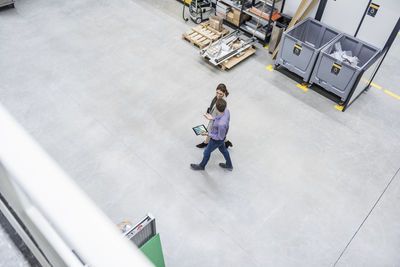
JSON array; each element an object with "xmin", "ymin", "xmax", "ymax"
[{"xmin": 0, "ymin": 0, "xmax": 400, "ymax": 266}]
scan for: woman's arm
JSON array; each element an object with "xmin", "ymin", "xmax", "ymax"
[{"xmin": 204, "ymin": 113, "xmax": 214, "ymax": 120}]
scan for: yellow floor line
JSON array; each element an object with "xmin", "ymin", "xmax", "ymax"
[
  {"xmin": 296, "ymin": 83, "xmax": 308, "ymax": 91},
  {"xmin": 370, "ymin": 82, "xmax": 382, "ymax": 89},
  {"xmin": 266, "ymin": 65, "xmax": 274, "ymax": 71},
  {"xmin": 264, "ymin": 45, "xmax": 269, "ymax": 50},
  {"xmin": 361, "ymin": 78, "xmax": 382, "ymax": 89},
  {"xmin": 334, "ymin": 105, "xmax": 344, "ymax": 111},
  {"xmin": 384, "ymin": 90, "xmax": 400, "ymax": 100}
]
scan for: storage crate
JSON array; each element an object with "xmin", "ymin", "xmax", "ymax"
[
  {"xmin": 275, "ymin": 18, "xmax": 340, "ymax": 82},
  {"xmin": 309, "ymin": 34, "xmax": 381, "ymax": 101}
]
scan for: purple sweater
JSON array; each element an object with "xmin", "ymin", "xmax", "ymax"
[{"xmin": 209, "ymin": 109, "xmax": 230, "ymax": 141}]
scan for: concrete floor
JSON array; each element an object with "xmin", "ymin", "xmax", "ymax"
[{"xmin": 1, "ymin": 0, "xmax": 400, "ymax": 266}]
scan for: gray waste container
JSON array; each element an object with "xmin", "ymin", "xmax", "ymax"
[
  {"xmin": 275, "ymin": 18, "xmax": 340, "ymax": 82},
  {"xmin": 309, "ymin": 34, "xmax": 381, "ymax": 101}
]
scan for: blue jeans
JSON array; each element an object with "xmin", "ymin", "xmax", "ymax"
[{"xmin": 199, "ymin": 139, "xmax": 232, "ymax": 168}]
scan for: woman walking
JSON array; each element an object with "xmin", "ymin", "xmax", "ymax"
[{"xmin": 196, "ymin": 83, "xmax": 233, "ymax": 149}]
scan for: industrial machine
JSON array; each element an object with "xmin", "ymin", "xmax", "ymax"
[{"xmin": 182, "ymin": 0, "xmax": 213, "ymax": 24}]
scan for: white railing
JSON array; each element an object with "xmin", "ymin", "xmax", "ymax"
[{"xmin": 0, "ymin": 104, "xmax": 152, "ymax": 267}]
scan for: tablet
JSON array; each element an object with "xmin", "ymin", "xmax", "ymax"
[{"xmin": 192, "ymin": 124, "xmax": 208, "ymax": 135}]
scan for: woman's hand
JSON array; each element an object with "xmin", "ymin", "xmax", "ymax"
[
  {"xmin": 200, "ymin": 132, "xmax": 208, "ymax": 136},
  {"xmin": 204, "ymin": 113, "xmax": 213, "ymax": 120}
]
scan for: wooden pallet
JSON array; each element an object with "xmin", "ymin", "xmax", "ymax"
[
  {"xmin": 203, "ymin": 45, "xmax": 256, "ymax": 70},
  {"xmin": 182, "ymin": 21, "xmax": 229, "ymax": 49},
  {"xmin": 220, "ymin": 46, "xmax": 256, "ymax": 70}
]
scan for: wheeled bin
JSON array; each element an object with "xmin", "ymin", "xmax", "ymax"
[
  {"xmin": 309, "ymin": 33, "xmax": 381, "ymax": 101},
  {"xmin": 275, "ymin": 18, "xmax": 340, "ymax": 82}
]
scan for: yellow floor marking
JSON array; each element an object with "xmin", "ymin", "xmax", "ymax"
[
  {"xmin": 361, "ymin": 78, "xmax": 382, "ymax": 89},
  {"xmin": 384, "ymin": 90, "xmax": 400, "ymax": 100},
  {"xmin": 296, "ymin": 83, "xmax": 309, "ymax": 91},
  {"xmin": 370, "ymin": 82, "xmax": 382, "ymax": 89},
  {"xmin": 264, "ymin": 45, "xmax": 269, "ymax": 50},
  {"xmin": 334, "ymin": 105, "xmax": 344, "ymax": 111},
  {"xmin": 266, "ymin": 65, "xmax": 274, "ymax": 71}
]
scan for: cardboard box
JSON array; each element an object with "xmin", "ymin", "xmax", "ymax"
[
  {"xmin": 232, "ymin": 7, "xmax": 241, "ymax": 21},
  {"xmin": 228, "ymin": 7, "xmax": 250, "ymax": 26},
  {"xmin": 226, "ymin": 11, "xmax": 234, "ymax": 24},
  {"xmin": 209, "ymin": 16, "xmax": 223, "ymax": 32}
]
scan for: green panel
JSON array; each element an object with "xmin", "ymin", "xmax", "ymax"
[{"xmin": 140, "ymin": 233, "xmax": 165, "ymax": 267}]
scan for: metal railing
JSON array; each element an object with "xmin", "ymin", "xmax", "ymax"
[{"xmin": 0, "ymin": 104, "xmax": 152, "ymax": 267}]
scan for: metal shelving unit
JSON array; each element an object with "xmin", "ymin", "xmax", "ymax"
[
  {"xmin": 216, "ymin": 0, "xmax": 285, "ymax": 44},
  {"xmin": 240, "ymin": 0, "xmax": 285, "ymax": 44},
  {"xmin": 218, "ymin": 0, "xmax": 242, "ymax": 9}
]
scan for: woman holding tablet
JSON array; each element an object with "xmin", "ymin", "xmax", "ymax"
[{"xmin": 196, "ymin": 83, "xmax": 233, "ymax": 149}]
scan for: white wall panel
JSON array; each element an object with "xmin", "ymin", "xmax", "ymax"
[
  {"xmin": 320, "ymin": 0, "xmax": 369, "ymax": 35},
  {"xmin": 356, "ymin": 0, "xmax": 400, "ymax": 49}
]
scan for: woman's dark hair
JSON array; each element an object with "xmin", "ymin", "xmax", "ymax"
[
  {"xmin": 216, "ymin": 83, "xmax": 229, "ymax": 97},
  {"xmin": 216, "ymin": 98, "xmax": 227, "ymax": 113}
]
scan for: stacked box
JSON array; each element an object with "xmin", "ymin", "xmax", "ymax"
[
  {"xmin": 209, "ymin": 16, "xmax": 224, "ymax": 32},
  {"xmin": 226, "ymin": 7, "xmax": 250, "ymax": 26},
  {"xmin": 231, "ymin": 7, "xmax": 241, "ymax": 25},
  {"xmin": 227, "ymin": 11, "xmax": 234, "ymax": 23}
]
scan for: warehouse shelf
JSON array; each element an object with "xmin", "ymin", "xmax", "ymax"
[{"xmin": 215, "ymin": 0, "xmax": 285, "ymax": 44}]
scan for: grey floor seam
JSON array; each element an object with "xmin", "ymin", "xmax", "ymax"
[{"xmin": 333, "ymin": 166, "xmax": 400, "ymax": 267}]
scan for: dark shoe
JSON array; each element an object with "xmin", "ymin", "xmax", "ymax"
[
  {"xmin": 225, "ymin": 140, "xmax": 233, "ymax": 148},
  {"xmin": 196, "ymin": 142, "xmax": 208, "ymax": 148},
  {"xmin": 191, "ymin": 164, "xmax": 205, "ymax": 170},
  {"xmin": 219, "ymin": 163, "xmax": 233, "ymax": 171}
]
